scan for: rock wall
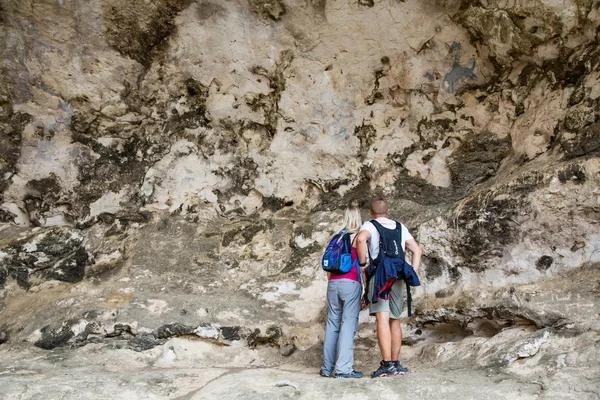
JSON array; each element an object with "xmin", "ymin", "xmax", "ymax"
[{"xmin": 0, "ymin": 0, "xmax": 599, "ymax": 396}]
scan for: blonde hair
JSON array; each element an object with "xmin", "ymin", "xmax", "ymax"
[{"xmin": 343, "ymin": 206, "xmax": 362, "ymax": 233}]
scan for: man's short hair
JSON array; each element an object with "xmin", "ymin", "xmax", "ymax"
[{"xmin": 370, "ymin": 196, "xmax": 389, "ymax": 216}]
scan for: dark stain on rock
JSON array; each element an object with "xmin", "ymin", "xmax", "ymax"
[
  {"xmin": 106, "ymin": 323, "xmax": 135, "ymax": 338},
  {"xmin": 510, "ymin": 43, "xmax": 599, "ymax": 113},
  {"xmin": 71, "ymin": 126, "xmax": 155, "ymax": 219},
  {"xmin": 311, "ymin": 165, "xmax": 372, "ymax": 212},
  {"xmin": 23, "ymin": 173, "xmax": 63, "ymax": 226},
  {"xmin": 0, "ymin": 267, "xmax": 7, "ymax": 288},
  {"xmin": 354, "ymin": 123, "xmax": 377, "ymax": 160},
  {"xmin": 221, "ymin": 326, "xmax": 241, "ymax": 341},
  {"xmin": 394, "ymin": 131, "xmax": 511, "ymax": 206},
  {"xmin": 215, "ymin": 157, "xmax": 259, "ymax": 197},
  {"xmin": 0, "ymin": 228, "xmax": 92, "ymax": 289},
  {"xmin": 417, "ymin": 118, "xmax": 453, "ymax": 143},
  {"xmin": 156, "ymin": 323, "xmax": 196, "ymax": 339},
  {"xmin": 435, "ymin": 288, "xmax": 455, "ymax": 298},
  {"xmin": 249, "ymin": 50, "xmax": 294, "ymax": 137},
  {"xmin": 249, "ymin": 0, "xmax": 286, "ymax": 20},
  {"xmin": 563, "ymin": 109, "xmax": 596, "ymax": 132},
  {"xmin": 36, "ymin": 229, "xmax": 84, "ymax": 258},
  {"xmin": 35, "ymin": 323, "xmax": 75, "ymax": 350},
  {"xmin": 536, "ymin": 255, "xmax": 554, "ymax": 272},
  {"xmin": 128, "ymin": 333, "xmax": 158, "ymax": 352},
  {"xmin": 423, "ymin": 255, "xmax": 451, "ymax": 280},
  {"xmin": 358, "ymin": 0, "xmax": 375, "ymax": 7},
  {"xmin": 263, "ymin": 196, "xmax": 286, "ymax": 211},
  {"xmin": 479, "ymin": 306, "xmax": 541, "ymax": 329},
  {"xmin": 570, "ymin": 241, "xmax": 585, "ymax": 252},
  {"xmin": 281, "ymin": 243, "xmax": 320, "ymax": 274},
  {"xmin": 247, "ymin": 325, "xmax": 281, "ymax": 347},
  {"xmin": 560, "ymin": 122, "xmax": 600, "ymax": 160},
  {"xmin": 78, "ymin": 210, "xmax": 150, "ymax": 231},
  {"xmin": 164, "ymin": 78, "xmax": 211, "ymax": 132},
  {"xmin": 116, "ymin": 210, "xmax": 152, "ymax": 225},
  {"xmin": 103, "ymin": 0, "xmax": 195, "ymax": 67},
  {"xmin": 196, "ymin": 1, "xmax": 226, "ymax": 21},
  {"xmin": 98, "ymin": 213, "xmax": 117, "ymax": 225},
  {"xmin": 310, "ymin": 0, "xmax": 327, "ymax": 18},
  {"xmin": 69, "ymin": 76, "xmax": 212, "ymax": 219},
  {"xmin": 558, "ymin": 164, "xmax": 586, "ymax": 184},
  {"xmin": 213, "ymin": 119, "xmax": 272, "ymax": 156},
  {"xmin": 40, "ymin": 247, "xmax": 91, "ymax": 283},
  {"xmin": 222, "ymin": 220, "xmax": 273, "ymax": 248},
  {"xmin": 366, "ymin": 68, "xmax": 387, "ymax": 105},
  {"xmin": 279, "ymin": 337, "xmax": 296, "ymax": 356},
  {"xmin": 0, "ymin": 328, "xmax": 8, "ymax": 345},
  {"xmin": 545, "ymin": 52, "xmax": 589, "ymax": 90},
  {"xmin": 455, "ymin": 6, "xmax": 535, "ymax": 65},
  {"xmin": 0, "ymin": 102, "xmax": 28, "ymax": 208},
  {"xmin": 447, "ymin": 132, "xmax": 511, "ymax": 190},
  {"xmin": 10, "ymin": 266, "xmax": 31, "ymax": 290},
  {"xmin": 452, "ymin": 194, "xmax": 529, "ymax": 272},
  {"xmin": 0, "ymin": 209, "xmax": 13, "ymax": 223},
  {"xmin": 86, "ymin": 255, "xmax": 124, "ymax": 283},
  {"xmin": 282, "ymin": 221, "xmax": 320, "ymax": 273}
]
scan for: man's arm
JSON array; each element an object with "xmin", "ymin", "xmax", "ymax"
[
  {"xmin": 357, "ymin": 230, "xmax": 371, "ymax": 283},
  {"xmin": 405, "ymin": 239, "xmax": 422, "ymax": 271}
]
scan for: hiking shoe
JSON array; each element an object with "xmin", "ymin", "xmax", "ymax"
[
  {"xmin": 319, "ymin": 368, "xmax": 332, "ymax": 377},
  {"xmin": 335, "ymin": 370, "xmax": 364, "ymax": 379},
  {"xmin": 371, "ymin": 361, "xmax": 398, "ymax": 378},
  {"xmin": 393, "ymin": 361, "xmax": 410, "ymax": 375}
]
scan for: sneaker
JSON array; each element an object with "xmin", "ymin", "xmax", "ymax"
[
  {"xmin": 371, "ymin": 361, "xmax": 398, "ymax": 378},
  {"xmin": 393, "ymin": 361, "xmax": 410, "ymax": 375},
  {"xmin": 335, "ymin": 370, "xmax": 364, "ymax": 379},
  {"xmin": 319, "ymin": 368, "xmax": 332, "ymax": 377}
]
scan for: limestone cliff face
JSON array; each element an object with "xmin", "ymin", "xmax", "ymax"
[{"xmin": 0, "ymin": 0, "xmax": 599, "ymax": 396}]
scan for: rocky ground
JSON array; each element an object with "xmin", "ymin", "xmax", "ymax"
[
  {"xmin": 0, "ymin": 261, "xmax": 598, "ymax": 399},
  {"xmin": 0, "ymin": 341, "xmax": 575, "ymax": 400}
]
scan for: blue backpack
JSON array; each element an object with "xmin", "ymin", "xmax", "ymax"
[{"xmin": 321, "ymin": 229, "xmax": 358, "ymax": 276}]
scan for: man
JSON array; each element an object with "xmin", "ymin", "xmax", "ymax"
[{"xmin": 356, "ymin": 196, "xmax": 422, "ymax": 378}]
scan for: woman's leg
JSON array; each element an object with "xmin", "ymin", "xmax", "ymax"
[
  {"xmin": 334, "ymin": 280, "xmax": 361, "ymax": 375},
  {"xmin": 321, "ymin": 280, "xmax": 342, "ymax": 375}
]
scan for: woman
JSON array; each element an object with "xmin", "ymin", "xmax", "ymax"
[{"xmin": 320, "ymin": 206, "xmax": 364, "ymax": 379}]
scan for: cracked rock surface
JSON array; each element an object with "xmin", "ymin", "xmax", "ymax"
[{"xmin": 0, "ymin": 0, "xmax": 599, "ymax": 398}]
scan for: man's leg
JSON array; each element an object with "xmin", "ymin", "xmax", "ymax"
[
  {"xmin": 388, "ymin": 280, "xmax": 409, "ymax": 374},
  {"xmin": 368, "ymin": 278, "xmax": 398, "ymax": 378},
  {"xmin": 389, "ymin": 318, "xmax": 402, "ymax": 361},
  {"xmin": 368, "ymin": 277, "xmax": 392, "ymax": 361},
  {"xmin": 376, "ymin": 311, "xmax": 392, "ymax": 361}
]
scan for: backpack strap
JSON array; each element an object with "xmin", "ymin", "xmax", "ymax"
[
  {"xmin": 406, "ymin": 282, "xmax": 413, "ymax": 317},
  {"xmin": 370, "ymin": 220, "xmax": 387, "ymax": 255},
  {"xmin": 349, "ymin": 233, "xmax": 362, "ymax": 283},
  {"xmin": 338, "ymin": 228, "xmax": 349, "ymax": 253},
  {"xmin": 370, "ymin": 220, "xmax": 403, "ymax": 257},
  {"xmin": 349, "ymin": 232, "xmax": 358, "ymax": 247},
  {"xmin": 394, "ymin": 221, "xmax": 403, "ymax": 251}
]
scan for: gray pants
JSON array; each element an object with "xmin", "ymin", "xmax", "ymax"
[{"xmin": 321, "ymin": 279, "xmax": 361, "ymax": 375}]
